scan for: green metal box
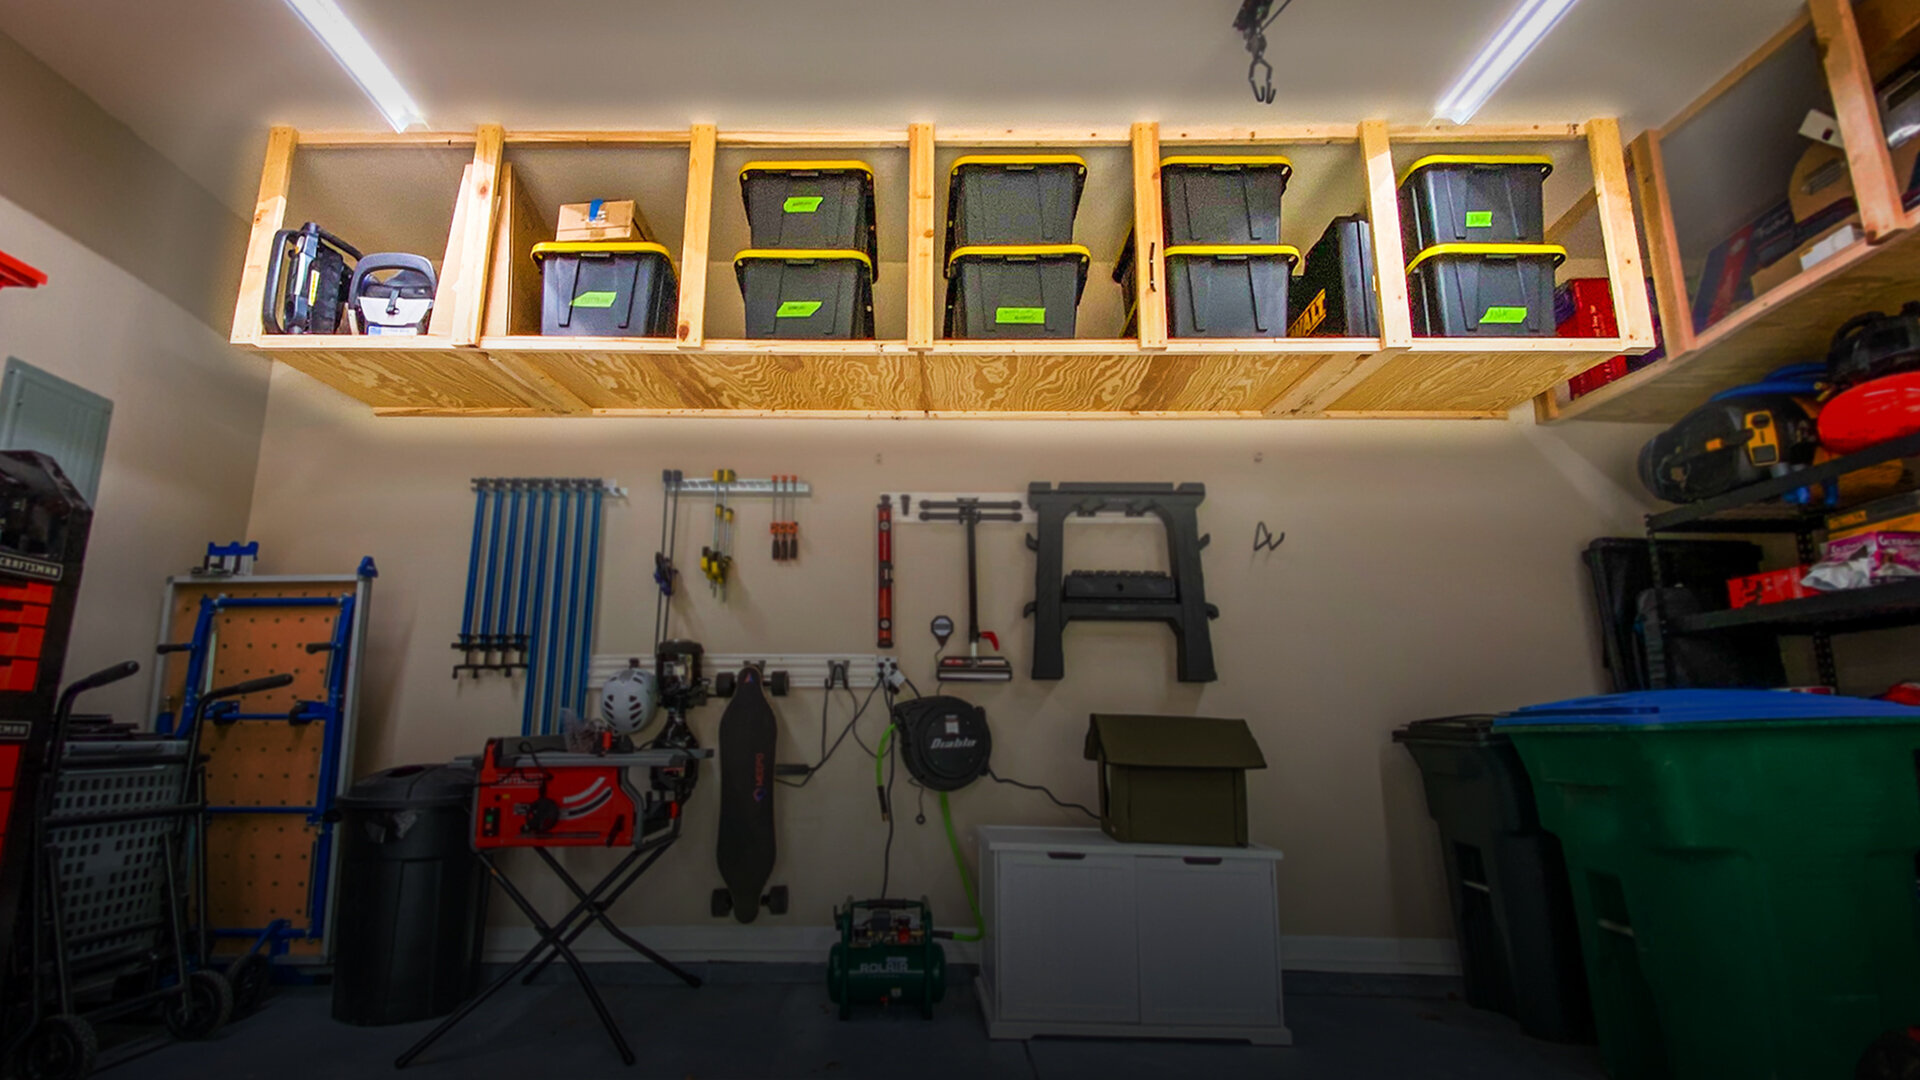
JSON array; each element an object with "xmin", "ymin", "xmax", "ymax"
[{"xmin": 1084, "ymin": 714, "xmax": 1266, "ymax": 847}]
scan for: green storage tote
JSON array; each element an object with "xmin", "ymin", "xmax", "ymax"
[
  {"xmin": 944, "ymin": 244, "xmax": 1090, "ymax": 340},
  {"xmin": 1498, "ymin": 690, "xmax": 1920, "ymax": 1080},
  {"xmin": 733, "ymin": 249, "xmax": 874, "ymax": 340}
]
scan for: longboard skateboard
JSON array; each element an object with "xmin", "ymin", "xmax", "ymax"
[{"xmin": 714, "ymin": 666, "xmax": 785, "ymax": 922}]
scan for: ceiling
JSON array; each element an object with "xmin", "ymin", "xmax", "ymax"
[{"xmin": 0, "ymin": 0, "xmax": 1805, "ymax": 216}]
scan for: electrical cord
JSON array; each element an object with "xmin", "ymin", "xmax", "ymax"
[
  {"xmin": 777, "ymin": 680, "xmax": 880, "ymax": 789},
  {"xmin": 986, "ymin": 767, "xmax": 1098, "ymax": 821},
  {"xmin": 879, "ymin": 728, "xmax": 898, "ymax": 897}
]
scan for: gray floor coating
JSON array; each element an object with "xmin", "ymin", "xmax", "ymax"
[{"xmin": 114, "ymin": 967, "xmax": 1606, "ymax": 1079}]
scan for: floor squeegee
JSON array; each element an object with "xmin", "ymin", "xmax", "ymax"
[{"xmin": 918, "ymin": 498, "xmax": 1022, "ymax": 683}]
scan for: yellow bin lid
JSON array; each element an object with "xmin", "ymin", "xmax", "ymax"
[
  {"xmin": 1397, "ymin": 154, "xmax": 1553, "ymax": 189},
  {"xmin": 738, "ymin": 160, "xmax": 875, "ymax": 181},
  {"xmin": 1404, "ymin": 242, "xmax": 1566, "ymax": 274},
  {"xmin": 1161, "ymin": 155, "xmax": 1293, "ymax": 176},
  {"xmin": 1164, "ymin": 244, "xmax": 1301, "ymax": 265},
  {"xmin": 531, "ymin": 240, "xmax": 675, "ymax": 273}
]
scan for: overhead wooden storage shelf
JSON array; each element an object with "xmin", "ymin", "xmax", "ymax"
[
  {"xmin": 231, "ymin": 118, "xmax": 1652, "ymax": 419},
  {"xmin": 1539, "ymin": 0, "xmax": 1920, "ymax": 424}
]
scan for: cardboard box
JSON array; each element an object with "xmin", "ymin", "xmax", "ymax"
[
  {"xmin": 1827, "ymin": 489, "xmax": 1920, "ymax": 540},
  {"xmin": 1751, "ymin": 216, "xmax": 1862, "ymax": 297},
  {"xmin": 1727, "ymin": 565, "xmax": 1818, "ymax": 608},
  {"xmin": 555, "ymin": 199, "xmax": 654, "ymax": 243},
  {"xmin": 1084, "ymin": 714, "xmax": 1266, "ymax": 847}
]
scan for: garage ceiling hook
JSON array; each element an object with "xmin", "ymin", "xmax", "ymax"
[{"xmin": 1233, "ymin": 0, "xmax": 1294, "ymax": 105}]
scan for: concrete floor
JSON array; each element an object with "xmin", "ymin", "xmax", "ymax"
[{"xmin": 115, "ymin": 967, "xmax": 1605, "ymax": 1080}]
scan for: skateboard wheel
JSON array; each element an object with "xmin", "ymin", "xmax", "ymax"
[
  {"xmin": 769, "ymin": 670, "xmax": 789, "ymax": 697},
  {"xmin": 764, "ymin": 885, "xmax": 789, "ymax": 915},
  {"xmin": 710, "ymin": 888, "xmax": 733, "ymax": 918},
  {"xmin": 714, "ymin": 672, "xmax": 736, "ymax": 698}
]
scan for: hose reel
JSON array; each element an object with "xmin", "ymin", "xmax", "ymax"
[{"xmin": 889, "ymin": 696, "xmax": 992, "ymax": 792}]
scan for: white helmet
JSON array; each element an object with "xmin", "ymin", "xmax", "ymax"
[{"xmin": 599, "ymin": 666, "xmax": 659, "ymax": 735}]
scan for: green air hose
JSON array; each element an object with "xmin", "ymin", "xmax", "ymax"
[{"xmin": 939, "ymin": 791, "xmax": 984, "ymax": 942}]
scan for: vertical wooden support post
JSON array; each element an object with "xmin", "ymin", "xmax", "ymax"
[
  {"xmin": 230, "ymin": 126, "xmax": 298, "ymax": 345},
  {"xmin": 907, "ymin": 123, "xmax": 937, "ymax": 349},
  {"xmin": 1587, "ymin": 118, "xmax": 1657, "ymax": 348},
  {"xmin": 1130, "ymin": 122, "xmax": 1168, "ymax": 349},
  {"xmin": 677, "ymin": 124, "xmax": 718, "ymax": 347},
  {"xmin": 1811, "ymin": 0, "xmax": 1904, "ymax": 240},
  {"xmin": 1628, "ymin": 130, "xmax": 1695, "ymax": 357},
  {"xmin": 1359, "ymin": 120, "xmax": 1412, "ymax": 350},
  {"xmin": 445, "ymin": 125, "xmax": 504, "ymax": 346}
]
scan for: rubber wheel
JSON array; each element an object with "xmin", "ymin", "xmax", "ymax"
[
  {"xmin": 15, "ymin": 1014, "xmax": 98, "ymax": 1080},
  {"xmin": 714, "ymin": 672, "xmax": 735, "ymax": 699},
  {"xmin": 769, "ymin": 670, "xmax": 789, "ymax": 697},
  {"xmin": 710, "ymin": 887, "xmax": 733, "ymax": 918},
  {"xmin": 225, "ymin": 953, "xmax": 273, "ymax": 1018},
  {"xmin": 764, "ymin": 885, "xmax": 789, "ymax": 916},
  {"xmin": 162, "ymin": 970, "xmax": 233, "ymax": 1040}
]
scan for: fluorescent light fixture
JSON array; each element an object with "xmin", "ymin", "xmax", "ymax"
[
  {"xmin": 284, "ymin": 0, "xmax": 425, "ymax": 132},
  {"xmin": 1434, "ymin": 0, "xmax": 1579, "ymax": 124}
]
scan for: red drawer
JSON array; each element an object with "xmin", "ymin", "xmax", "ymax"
[
  {"xmin": 0, "ymin": 743, "xmax": 19, "ymax": 788},
  {"xmin": 0, "ymin": 625, "xmax": 44, "ymax": 660},
  {"xmin": 0, "ymin": 582, "xmax": 53, "ymax": 605},
  {"xmin": 0, "ymin": 659, "xmax": 39, "ymax": 693},
  {"xmin": 0, "ymin": 603, "xmax": 48, "ymax": 629}
]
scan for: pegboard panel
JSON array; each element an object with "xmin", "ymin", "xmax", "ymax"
[
  {"xmin": 157, "ymin": 583, "xmax": 353, "ymax": 719},
  {"xmin": 202, "ymin": 722, "xmax": 326, "ymax": 807},
  {"xmin": 205, "ymin": 814, "xmax": 321, "ymax": 957}
]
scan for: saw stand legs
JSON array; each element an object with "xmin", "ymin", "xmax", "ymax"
[{"xmin": 395, "ymin": 841, "xmax": 700, "ymax": 1069}]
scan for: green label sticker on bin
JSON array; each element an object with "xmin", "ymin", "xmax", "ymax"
[
  {"xmin": 1482, "ymin": 306, "xmax": 1528, "ymax": 324},
  {"xmin": 1465, "ymin": 210, "xmax": 1495, "ymax": 228},
  {"xmin": 572, "ymin": 291, "xmax": 619, "ymax": 309},
  {"xmin": 996, "ymin": 307, "xmax": 1047, "ymax": 324},
  {"xmin": 783, "ymin": 196, "xmax": 824, "ymax": 213},
  {"xmin": 776, "ymin": 300, "xmax": 823, "ymax": 318}
]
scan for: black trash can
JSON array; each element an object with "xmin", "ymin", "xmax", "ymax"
[
  {"xmin": 331, "ymin": 762, "xmax": 486, "ymax": 1027},
  {"xmin": 1393, "ymin": 716, "xmax": 1592, "ymax": 1043}
]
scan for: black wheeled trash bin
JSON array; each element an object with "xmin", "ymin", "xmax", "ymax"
[
  {"xmin": 331, "ymin": 762, "xmax": 486, "ymax": 1027},
  {"xmin": 1393, "ymin": 716, "xmax": 1592, "ymax": 1043}
]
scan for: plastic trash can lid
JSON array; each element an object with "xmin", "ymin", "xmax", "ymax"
[
  {"xmin": 1495, "ymin": 689, "xmax": 1920, "ymax": 728},
  {"xmin": 337, "ymin": 762, "xmax": 477, "ymax": 810},
  {"xmin": 1404, "ymin": 242, "xmax": 1566, "ymax": 274},
  {"xmin": 1392, "ymin": 714, "xmax": 1502, "ymax": 743}
]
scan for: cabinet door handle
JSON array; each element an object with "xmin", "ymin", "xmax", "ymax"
[
  {"xmin": 1045, "ymin": 851, "xmax": 1086, "ymax": 860},
  {"xmin": 1183, "ymin": 856, "xmax": 1223, "ymax": 865}
]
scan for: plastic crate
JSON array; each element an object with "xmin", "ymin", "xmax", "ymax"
[
  {"xmin": 739, "ymin": 161, "xmax": 878, "ymax": 273},
  {"xmin": 1398, "ymin": 155, "xmax": 1552, "ymax": 253},
  {"xmin": 733, "ymin": 249, "xmax": 875, "ymax": 340},
  {"xmin": 1393, "ymin": 717, "xmax": 1591, "ymax": 1042},
  {"xmin": 945, "ymin": 155, "xmax": 1087, "ymax": 253},
  {"xmin": 1407, "ymin": 243, "xmax": 1565, "ymax": 337},
  {"xmin": 533, "ymin": 241, "xmax": 677, "ymax": 337},
  {"xmin": 1499, "ymin": 690, "xmax": 1920, "ymax": 1080},
  {"xmin": 1288, "ymin": 215, "xmax": 1379, "ymax": 337},
  {"xmin": 1115, "ymin": 228, "xmax": 1139, "ymax": 335},
  {"xmin": 1160, "ymin": 155, "xmax": 1291, "ymax": 245},
  {"xmin": 1163, "ymin": 245, "xmax": 1298, "ymax": 338},
  {"xmin": 944, "ymin": 245, "xmax": 1090, "ymax": 339}
]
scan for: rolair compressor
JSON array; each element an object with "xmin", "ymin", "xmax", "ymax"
[{"xmin": 826, "ymin": 897, "xmax": 946, "ymax": 1019}]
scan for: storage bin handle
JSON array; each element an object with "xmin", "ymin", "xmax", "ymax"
[
  {"xmin": 1046, "ymin": 851, "xmax": 1087, "ymax": 860},
  {"xmin": 1183, "ymin": 856, "xmax": 1223, "ymax": 865}
]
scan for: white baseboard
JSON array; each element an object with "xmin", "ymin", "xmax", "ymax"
[{"xmin": 484, "ymin": 926, "xmax": 1459, "ymax": 977}]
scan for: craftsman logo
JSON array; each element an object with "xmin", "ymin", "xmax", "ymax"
[
  {"xmin": 1465, "ymin": 210, "xmax": 1494, "ymax": 228},
  {"xmin": 571, "ymin": 290, "xmax": 619, "ymax": 309},
  {"xmin": 754, "ymin": 752, "xmax": 769, "ymax": 801},
  {"xmin": 995, "ymin": 306, "xmax": 1046, "ymax": 324},
  {"xmin": 0, "ymin": 721, "xmax": 28, "ymax": 740},
  {"xmin": 1288, "ymin": 287, "xmax": 1328, "ymax": 337},
  {"xmin": 1481, "ymin": 306, "xmax": 1528, "ymax": 325},
  {"xmin": 0, "ymin": 553, "xmax": 61, "ymax": 582},
  {"xmin": 928, "ymin": 736, "xmax": 977, "ymax": 750},
  {"xmin": 776, "ymin": 300, "xmax": 823, "ymax": 318},
  {"xmin": 783, "ymin": 196, "xmax": 824, "ymax": 213}
]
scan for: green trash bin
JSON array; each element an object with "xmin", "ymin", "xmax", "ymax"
[{"xmin": 1497, "ymin": 690, "xmax": 1920, "ymax": 1080}]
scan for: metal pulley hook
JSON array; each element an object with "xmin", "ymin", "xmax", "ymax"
[{"xmin": 1233, "ymin": 0, "xmax": 1294, "ymax": 105}]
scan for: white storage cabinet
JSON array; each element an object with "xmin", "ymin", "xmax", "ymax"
[{"xmin": 975, "ymin": 825, "xmax": 1290, "ymax": 1044}]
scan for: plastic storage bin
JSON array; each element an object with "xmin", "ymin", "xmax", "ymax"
[
  {"xmin": 1163, "ymin": 245, "xmax": 1298, "ymax": 338},
  {"xmin": 1160, "ymin": 156, "xmax": 1291, "ymax": 245},
  {"xmin": 733, "ymin": 249, "xmax": 875, "ymax": 339},
  {"xmin": 1289, "ymin": 215, "xmax": 1379, "ymax": 337},
  {"xmin": 1498, "ymin": 690, "xmax": 1920, "ymax": 1080},
  {"xmin": 1407, "ymin": 243, "xmax": 1564, "ymax": 337},
  {"xmin": 945, "ymin": 245, "xmax": 1090, "ymax": 339},
  {"xmin": 1398, "ymin": 155, "xmax": 1552, "ymax": 253},
  {"xmin": 945, "ymin": 155, "xmax": 1087, "ymax": 252},
  {"xmin": 1115, "ymin": 229, "xmax": 1139, "ymax": 335},
  {"xmin": 331, "ymin": 763, "xmax": 486, "ymax": 1027},
  {"xmin": 533, "ymin": 241, "xmax": 677, "ymax": 337},
  {"xmin": 739, "ymin": 161, "xmax": 878, "ymax": 270},
  {"xmin": 1393, "ymin": 716, "xmax": 1591, "ymax": 1042}
]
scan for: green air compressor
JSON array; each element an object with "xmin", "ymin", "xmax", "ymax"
[{"xmin": 826, "ymin": 897, "xmax": 946, "ymax": 1020}]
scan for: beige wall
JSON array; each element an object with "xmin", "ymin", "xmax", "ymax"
[
  {"xmin": 0, "ymin": 192, "xmax": 270, "ymax": 721},
  {"xmin": 247, "ymin": 365, "xmax": 1661, "ymax": 951}
]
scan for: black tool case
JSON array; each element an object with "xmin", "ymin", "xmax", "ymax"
[{"xmin": 1290, "ymin": 215, "xmax": 1379, "ymax": 337}]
